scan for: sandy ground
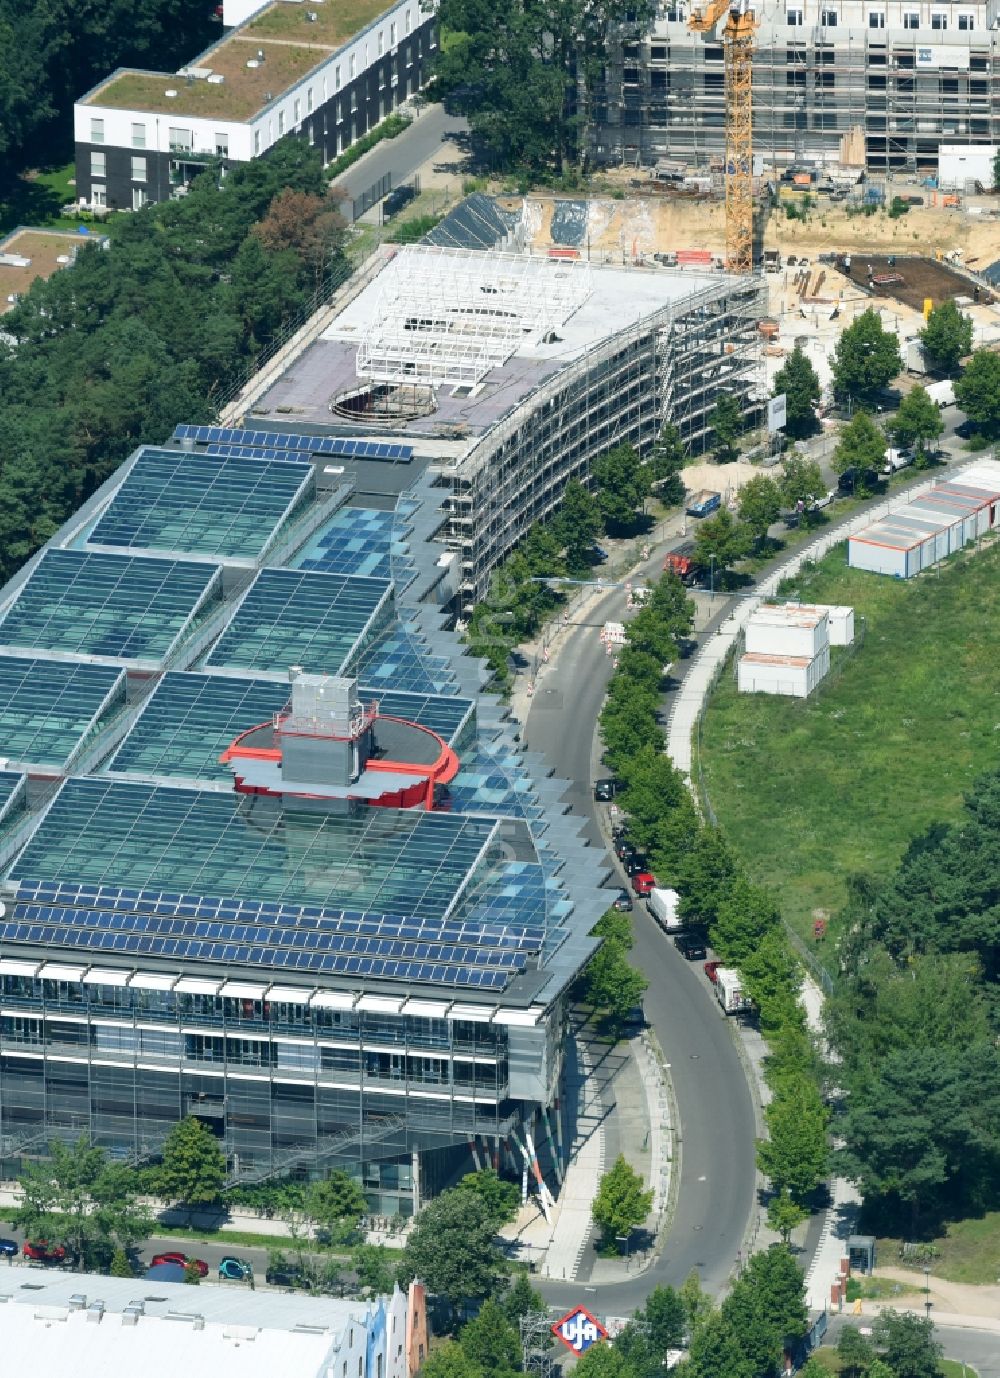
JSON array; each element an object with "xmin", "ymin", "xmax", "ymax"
[
  {"xmin": 872, "ymin": 1266, "xmax": 1000, "ymax": 1321},
  {"xmin": 681, "ymin": 459, "xmax": 762, "ymax": 502}
]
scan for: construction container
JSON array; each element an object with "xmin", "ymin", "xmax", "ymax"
[
  {"xmin": 786, "ymin": 602, "xmax": 855, "ymax": 646},
  {"xmin": 745, "ymin": 606, "xmax": 829, "ymax": 659},
  {"xmin": 849, "ymin": 464, "xmax": 1000, "ymax": 578},
  {"xmin": 737, "ymin": 647, "xmax": 830, "ymax": 698}
]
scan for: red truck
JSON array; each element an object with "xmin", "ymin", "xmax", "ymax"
[{"xmin": 664, "ymin": 543, "xmax": 697, "ymax": 585}]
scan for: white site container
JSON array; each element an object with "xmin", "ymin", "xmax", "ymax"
[
  {"xmin": 786, "ymin": 602, "xmax": 855, "ymax": 646},
  {"xmin": 737, "ymin": 647, "xmax": 830, "ymax": 698},
  {"xmin": 715, "ymin": 967, "xmax": 752, "ymax": 1015},
  {"xmin": 744, "ymin": 606, "xmax": 829, "ymax": 659}
]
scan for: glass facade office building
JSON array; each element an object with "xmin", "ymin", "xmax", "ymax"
[{"xmin": 0, "ymin": 440, "xmax": 606, "ymax": 1215}]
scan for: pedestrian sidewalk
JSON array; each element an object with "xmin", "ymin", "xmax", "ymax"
[{"xmin": 541, "ymin": 1031, "xmax": 608, "ymax": 1282}]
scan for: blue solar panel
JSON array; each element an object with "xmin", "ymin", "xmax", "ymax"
[{"xmin": 173, "ymin": 425, "xmax": 413, "ymax": 464}]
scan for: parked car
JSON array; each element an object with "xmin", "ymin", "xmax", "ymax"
[
  {"xmin": 808, "ymin": 489, "xmax": 836, "ymax": 511},
  {"xmin": 703, "ymin": 959, "xmax": 722, "ymax": 983},
  {"xmin": 0, "ymin": 1238, "xmax": 18, "ymax": 1257},
  {"xmin": 632, "ymin": 871, "xmax": 657, "ymax": 897},
  {"xmin": 23, "ymin": 1241, "xmax": 66, "ymax": 1263},
  {"xmin": 219, "ymin": 1256, "xmax": 253, "ymax": 1281},
  {"xmin": 593, "ymin": 778, "xmax": 616, "ymax": 802},
  {"xmin": 266, "ymin": 1263, "xmax": 313, "ymax": 1290},
  {"xmin": 151, "ymin": 1251, "xmax": 209, "ymax": 1277},
  {"xmin": 625, "ymin": 852, "xmax": 651, "ymax": 876},
  {"xmin": 614, "ymin": 835, "xmax": 633, "ymax": 861},
  {"xmin": 612, "ymin": 889, "xmax": 633, "ymax": 912},
  {"xmin": 675, "ymin": 931, "xmax": 707, "ymax": 960}
]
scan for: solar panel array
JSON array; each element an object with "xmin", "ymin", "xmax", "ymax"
[
  {"xmin": 7, "ymin": 879, "xmax": 544, "ymax": 987},
  {"xmin": 108, "ymin": 672, "xmax": 473, "ymax": 785},
  {"xmin": 11, "ymin": 778, "xmax": 497, "ymax": 926},
  {"xmin": 0, "ymin": 550, "xmax": 221, "ymax": 666},
  {"xmin": 0, "ymin": 656, "xmax": 124, "ymax": 769},
  {"xmin": 205, "ymin": 568, "xmax": 391, "ymax": 677},
  {"xmin": 354, "ymin": 620, "xmax": 457, "ymax": 696},
  {"xmin": 174, "ymin": 424, "xmax": 414, "ymax": 464},
  {"xmin": 88, "ymin": 448, "xmax": 314, "ymax": 562},
  {"xmin": 298, "ymin": 507, "xmax": 397, "ymax": 581}
]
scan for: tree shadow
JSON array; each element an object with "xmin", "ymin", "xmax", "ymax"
[{"xmin": 0, "ymin": 171, "xmax": 69, "ymax": 236}]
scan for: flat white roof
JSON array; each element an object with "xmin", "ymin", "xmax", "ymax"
[
  {"xmin": 740, "ymin": 651, "xmax": 814, "ymax": 667},
  {"xmin": 749, "ymin": 606, "xmax": 827, "ymax": 630}
]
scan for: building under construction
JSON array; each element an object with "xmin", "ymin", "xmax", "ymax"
[
  {"xmin": 592, "ymin": 0, "xmax": 1000, "ymax": 175},
  {"xmin": 254, "ymin": 242, "xmax": 764, "ymax": 612}
]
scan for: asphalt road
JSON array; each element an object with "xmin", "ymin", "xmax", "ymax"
[
  {"xmin": 333, "ymin": 104, "xmax": 469, "ymax": 209},
  {"xmin": 523, "ymin": 560, "xmax": 759, "ymax": 1312}
]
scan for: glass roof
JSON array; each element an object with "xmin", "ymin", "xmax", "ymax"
[
  {"xmin": 354, "ymin": 619, "xmax": 456, "ymax": 695},
  {"xmin": 109, "ymin": 673, "xmax": 475, "ymax": 786},
  {"xmin": 0, "ymin": 656, "xmax": 125, "ymax": 770},
  {"xmin": 87, "ymin": 448, "xmax": 313, "ymax": 562},
  {"xmin": 0, "ymin": 769, "xmax": 27, "ymax": 824},
  {"xmin": 0, "ymin": 550, "xmax": 220, "ymax": 666},
  {"xmin": 204, "ymin": 569, "xmax": 392, "ymax": 677},
  {"xmin": 297, "ymin": 506, "xmax": 397, "ymax": 580},
  {"xmin": 11, "ymin": 778, "xmax": 498, "ymax": 923}
]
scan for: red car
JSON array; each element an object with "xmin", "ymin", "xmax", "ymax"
[
  {"xmin": 23, "ymin": 1240, "xmax": 66, "ymax": 1263},
  {"xmin": 704, "ymin": 959, "xmax": 722, "ymax": 983},
  {"xmin": 632, "ymin": 871, "xmax": 656, "ymax": 897},
  {"xmin": 151, "ymin": 1251, "xmax": 209, "ymax": 1277}
]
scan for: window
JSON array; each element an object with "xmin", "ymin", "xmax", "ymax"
[
  {"xmin": 278, "ymin": 110, "xmax": 285, "ymax": 135},
  {"xmin": 168, "ymin": 126, "xmax": 192, "ymax": 150},
  {"xmin": 91, "ymin": 186, "xmax": 107, "ymax": 206},
  {"xmin": 294, "ymin": 97, "xmax": 301, "ymax": 123},
  {"xmin": 931, "ymin": 11, "xmax": 947, "ymax": 27},
  {"xmin": 957, "ymin": 10, "xmax": 973, "ymax": 26},
  {"xmin": 903, "ymin": 10, "xmax": 919, "ymax": 26},
  {"xmin": 868, "ymin": 9, "xmax": 885, "ymax": 26},
  {"xmin": 390, "ymin": 21, "xmax": 396, "ymax": 44},
  {"xmin": 90, "ymin": 117, "xmax": 104, "ymax": 144},
  {"xmin": 131, "ymin": 155, "xmax": 146, "ymax": 182},
  {"xmin": 90, "ymin": 150, "xmax": 106, "ymax": 178},
  {"xmin": 350, "ymin": 54, "xmax": 356, "ymax": 78},
  {"xmin": 307, "ymin": 86, "xmax": 314, "ymax": 112},
  {"xmin": 335, "ymin": 64, "xmax": 341, "ymax": 91},
  {"xmin": 405, "ymin": 8, "xmax": 412, "ymax": 33},
  {"xmin": 378, "ymin": 29, "xmax": 385, "ymax": 54},
  {"xmin": 131, "ymin": 122, "xmax": 146, "ymax": 149},
  {"xmin": 651, "ymin": 43, "xmax": 667, "ymax": 57},
  {"xmin": 132, "ymin": 187, "xmax": 148, "ymax": 210},
  {"xmin": 254, "ymin": 129, "xmax": 261, "ymax": 155},
  {"xmin": 786, "ymin": 8, "xmax": 803, "ymax": 23},
  {"xmin": 215, "ymin": 132, "xmax": 228, "ymax": 155},
  {"xmin": 820, "ymin": 8, "xmax": 837, "ymax": 23}
]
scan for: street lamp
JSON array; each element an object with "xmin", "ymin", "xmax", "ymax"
[
  {"xmin": 924, "ymin": 1266, "xmax": 931, "ymax": 1321},
  {"xmin": 709, "ymin": 553, "xmax": 717, "ymax": 605}
]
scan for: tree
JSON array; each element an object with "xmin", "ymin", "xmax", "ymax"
[
  {"xmin": 890, "ymin": 387, "xmax": 943, "ymax": 463},
  {"xmin": 837, "ymin": 1325, "xmax": 876, "ymax": 1378},
  {"xmin": 581, "ymin": 941, "xmax": 648, "ymax": 1026},
  {"xmin": 692, "ymin": 508, "xmax": 750, "ymax": 583},
  {"xmin": 954, "ymin": 348, "xmax": 1000, "ymax": 437},
  {"xmin": 460, "ymin": 1298, "xmax": 522, "ymax": 1378},
  {"xmin": 711, "ymin": 393, "xmax": 745, "ymax": 461},
  {"xmin": 592, "ymin": 443, "xmax": 652, "ymax": 531},
  {"xmin": 740, "ymin": 929, "xmax": 803, "ymax": 1035},
  {"xmin": 650, "ymin": 423, "xmax": 688, "ymax": 506},
  {"xmin": 757, "ymin": 1079, "xmax": 829, "ymax": 1203},
  {"xmin": 501, "ymin": 1271, "xmax": 546, "ymax": 1325},
  {"xmin": 779, "ymin": 454, "xmax": 826, "ymax": 524},
  {"xmin": 591, "ymin": 1154, "xmax": 654, "ymax": 1249},
  {"xmin": 674, "ymin": 828, "xmax": 739, "ymax": 929},
  {"xmin": 572, "ymin": 1342, "xmax": 630, "ymax": 1378},
  {"xmin": 110, "ymin": 1246, "xmax": 134, "ymax": 1278},
  {"xmin": 831, "ymin": 308, "xmax": 902, "ymax": 403},
  {"xmin": 591, "ymin": 907, "xmax": 634, "ymax": 949},
  {"xmin": 184, "ymin": 1260, "xmax": 202, "ymax": 1285},
  {"xmin": 680, "ymin": 1269, "xmax": 715, "ymax": 1334},
  {"xmin": 711, "ymin": 874, "xmax": 781, "ymax": 964},
  {"xmin": 832, "ymin": 411, "xmax": 886, "ymax": 491},
  {"xmin": 716, "ymin": 1247, "xmax": 806, "ymax": 1378},
  {"xmin": 871, "ymin": 1311, "xmax": 943, "ymax": 1378},
  {"xmin": 766, "ymin": 1189, "xmax": 808, "ymax": 1244},
  {"xmin": 599, "ymin": 678, "xmax": 664, "ymax": 777},
  {"xmin": 252, "ymin": 188, "xmax": 345, "ymax": 288},
  {"xmin": 307, "ymin": 1169, "xmax": 368, "ymax": 1238},
  {"xmin": 15, "ymin": 1137, "xmax": 151, "ymax": 1272},
  {"xmin": 556, "ymin": 479, "xmax": 602, "ymax": 573},
  {"xmin": 737, "ymin": 476, "xmax": 782, "ymax": 548},
  {"xmin": 773, "ymin": 345, "xmax": 822, "ymax": 438},
  {"xmin": 354, "ymin": 1243, "xmax": 395, "ymax": 1297},
  {"xmin": 420, "ymin": 1341, "xmax": 483, "ymax": 1378},
  {"xmin": 684, "ymin": 1311, "xmax": 755, "ymax": 1378},
  {"xmin": 639, "ymin": 1284, "xmax": 687, "ymax": 1352},
  {"xmin": 920, "ymin": 300, "xmax": 973, "ymax": 376},
  {"xmin": 157, "ymin": 1117, "xmax": 226, "ymax": 1218},
  {"xmin": 455, "ymin": 1170, "xmax": 521, "ymax": 1230},
  {"xmin": 398, "ymin": 1189, "xmax": 507, "ymax": 1320}
]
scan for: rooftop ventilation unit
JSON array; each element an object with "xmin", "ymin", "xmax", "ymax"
[
  {"xmin": 165, "ymin": 88, "xmax": 178, "ymax": 97},
  {"xmin": 207, "ymin": 73, "xmax": 226, "ymax": 83},
  {"xmin": 246, "ymin": 58, "xmax": 260, "ymax": 67}
]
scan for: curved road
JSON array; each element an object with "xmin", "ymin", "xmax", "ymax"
[{"xmin": 524, "ymin": 573, "xmax": 758, "ymax": 1312}]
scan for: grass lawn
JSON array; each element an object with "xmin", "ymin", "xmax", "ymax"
[
  {"xmin": 0, "ymin": 163, "xmax": 85, "ymax": 235},
  {"xmin": 877, "ymin": 1212, "xmax": 1000, "ymax": 1286},
  {"xmin": 811, "ymin": 1348, "xmax": 977, "ymax": 1377},
  {"xmin": 697, "ymin": 537, "xmax": 1000, "ymax": 945}
]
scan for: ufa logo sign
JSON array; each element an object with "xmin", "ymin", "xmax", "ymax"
[{"xmin": 551, "ymin": 1306, "xmax": 608, "ymax": 1355}]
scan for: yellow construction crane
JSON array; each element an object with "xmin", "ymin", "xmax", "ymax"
[{"xmin": 688, "ymin": 0, "xmax": 758, "ymax": 274}]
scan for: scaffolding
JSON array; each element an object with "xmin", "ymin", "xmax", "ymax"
[{"xmin": 357, "ymin": 246, "xmax": 593, "ymax": 389}]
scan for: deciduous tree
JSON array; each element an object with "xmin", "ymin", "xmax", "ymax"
[
  {"xmin": 737, "ymin": 476, "xmax": 782, "ymax": 547},
  {"xmin": 398, "ymin": 1190, "xmax": 507, "ymax": 1320},
  {"xmin": 871, "ymin": 1310, "xmax": 942, "ymax": 1378},
  {"xmin": 157, "ymin": 1117, "xmax": 226, "ymax": 1218},
  {"xmin": 592, "ymin": 443, "xmax": 652, "ymax": 531},
  {"xmin": 692, "ymin": 508, "xmax": 750, "ymax": 582},
  {"xmin": 581, "ymin": 942, "xmax": 648, "ymax": 1026},
  {"xmin": 832, "ymin": 411, "xmax": 886, "ymax": 491},
  {"xmin": 890, "ymin": 386, "xmax": 943, "ymax": 462},
  {"xmin": 460, "ymin": 1298, "xmax": 522, "ymax": 1378},
  {"xmin": 954, "ymin": 347, "xmax": 1000, "ymax": 436},
  {"xmin": 831, "ymin": 308, "xmax": 902, "ymax": 403},
  {"xmin": 555, "ymin": 479, "xmax": 602, "ymax": 574},
  {"xmin": 766, "ymin": 1189, "xmax": 808, "ymax": 1244},
  {"xmin": 711, "ymin": 393, "xmax": 745, "ymax": 461},
  {"xmin": 420, "ymin": 1341, "xmax": 483, "ymax": 1378},
  {"xmin": 455, "ymin": 1170, "xmax": 521, "ymax": 1230},
  {"xmin": 756, "ymin": 1079, "xmax": 829, "ymax": 1204},
  {"xmin": 779, "ymin": 454, "xmax": 826, "ymax": 522},
  {"xmin": 773, "ymin": 346, "xmax": 821, "ymax": 438},
  {"xmin": 591, "ymin": 1154, "xmax": 654, "ymax": 1249},
  {"xmin": 920, "ymin": 300, "xmax": 973, "ymax": 376},
  {"xmin": 307, "ymin": 1170, "xmax": 368, "ymax": 1236}
]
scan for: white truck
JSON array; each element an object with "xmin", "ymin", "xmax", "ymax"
[
  {"xmin": 715, "ymin": 966, "xmax": 753, "ymax": 1015},
  {"xmin": 647, "ymin": 886, "xmax": 682, "ymax": 932},
  {"xmin": 925, "ymin": 379, "xmax": 955, "ymax": 407}
]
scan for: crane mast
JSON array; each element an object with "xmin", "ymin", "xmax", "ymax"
[{"xmin": 688, "ymin": 0, "xmax": 758, "ymax": 274}]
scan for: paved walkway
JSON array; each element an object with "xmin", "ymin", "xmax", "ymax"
[
  {"xmin": 868, "ymin": 1267, "xmax": 1000, "ymax": 1323},
  {"xmin": 542, "ymin": 1030, "xmax": 609, "ymax": 1282}
]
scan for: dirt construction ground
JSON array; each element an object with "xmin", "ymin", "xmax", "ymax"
[
  {"xmin": 523, "ymin": 190, "xmax": 1000, "ymax": 273},
  {"xmin": 840, "ymin": 253, "xmax": 995, "ymax": 310}
]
